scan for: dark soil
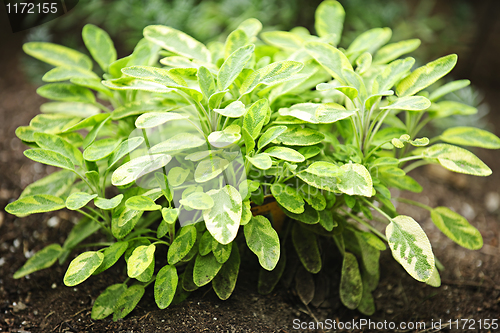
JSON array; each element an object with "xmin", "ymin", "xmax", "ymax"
[{"xmin": 1, "ymin": 3, "xmax": 500, "ymax": 333}]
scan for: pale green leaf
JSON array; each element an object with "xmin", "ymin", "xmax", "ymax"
[
  {"xmin": 23, "ymin": 42, "xmax": 92, "ymax": 70},
  {"xmin": 429, "ymin": 79, "xmax": 470, "ymax": 102},
  {"xmin": 373, "ymin": 39, "xmax": 421, "ymax": 64},
  {"xmin": 111, "ymin": 154, "xmax": 172, "ymax": 186},
  {"xmin": 167, "ymin": 167, "xmax": 190, "ymax": 186},
  {"xmin": 144, "ymin": 25, "xmax": 211, "ymax": 63},
  {"xmin": 258, "ymin": 126, "xmax": 287, "ymax": 150},
  {"xmin": 372, "ymin": 57, "xmax": 414, "ymax": 94},
  {"xmin": 63, "ymin": 251, "xmax": 104, "ymax": 286},
  {"xmin": 125, "ymin": 196, "xmax": 161, "ymax": 211},
  {"xmin": 218, "ymin": 45, "xmax": 255, "ymax": 91},
  {"xmin": 337, "ymin": 163, "xmax": 373, "ymax": 197},
  {"xmin": 6, "ymin": 194, "xmax": 65, "ymax": 217},
  {"xmin": 37, "ymin": 83, "xmax": 95, "ymax": 104},
  {"xmin": 214, "ymin": 101, "xmax": 246, "ymax": 118},
  {"xmin": 212, "ymin": 240, "xmax": 232, "ymax": 264},
  {"xmin": 19, "ymin": 170, "xmax": 76, "ymax": 199},
  {"xmin": 305, "ymin": 161, "xmax": 342, "ymax": 177},
  {"xmin": 179, "ymin": 192, "xmax": 214, "ymax": 210},
  {"xmin": 386, "ymin": 215, "xmax": 434, "ymax": 282},
  {"xmin": 65, "ymin": 192, "xmax": 98, "ymax": 210},
  {"xmin": 380, "ymin": 96, "xmax": 431, "ymax": 111},
  {"xmin": 279, "ymin": 103, "xmax": 354, "ymax": 124},
  {"xmin": 305, "ymin": 41, "xmax": 352, "ymax": 83},
  {"xmin": 121, "ymin": 66, "xmax": 186, "ymax": 87},
  {"xmin": 113, "ymin": 284, "xmax": 145, "ymax": 321},
  {"xmin": 107, "ymin": 137, "xmax": 145, "ymax": 170},
  {"xmin": 33, "ymin": 132, "xmax": 83, "ymax": 166},
  {"xmin": 441, "ymin": 127, "xmax": 500, "ymax": 149},
  {"xmin": 93, "ymin": 241, "xmax": 128, "ymax": 275},
  {"xmin": 346, "ymin": 27, "xmax": 392, "ymax": 59},
  {"xmin": 431, "ymin": 207, "xmax": 483, "ymax": 250},
  {"xmin": 42, "ymin": 66, "xmax": 99, "ymax": 82},
  {"xmin": 194, "ymin": 157, "xmax": 230, "ymax": 183},
  {"xmin": 193, "ymin": 253, "xmax": 223, "ymax": 287},
  {"xmin": 13, "ymin": 244, "xmax": 62, "ymax": 279},
  {"xmin": 240, "ymin": 61, "xmax": 304, "ymax": 95},
  {"xmin": 135, "ymin": 112, "xmax": 187, "ymax": 129},
  {"xmin": 260, "ymin": 31, "xmax": 304, "ymax": 50},
  {"xmin": 102, "ymin": 77, "xmax": 171, "ymax": 93},
  {"xmin": 244, "ymin": 216, "xmax": 280, "ymax": 271},
  {"xmin": 40, "ymin": 102, "xmax": 100, "ymax": 117},
  {"xmin": 203, "ymin": 185, "xmax": 242, "ymax": 245},
  {"xmin": 82, "ymin": 24, "xmax": 117, "ymax": 71},
  {"xmin": 208, "ymin": 124, "xmax": 241, "ymax": 148},
  {"xmin": 424, "ymin": 144, "xmax": 491, "ymax": 176},
  {"xmin": 396, "ymin": 54, "xmax": 458, "ymax": 97},
  {"xmin": 149, "ymin": 133, "xmax": 206, "ymax": 154},
  {"xmin": 224, "ymin": 29, "xmax": 249, "ymax": 59},
  {"xmin": 243, "ymin": 99, "xmax": 270, "ymax": 139},
  {"xmin": 428, "ymin": 101, "xmax": 477, "ymax": 119},
  {"xmin": 265, "ymin": 147, "xmax": 305, "ymax": 162},
  {"xmin": 275, "ymin": 126, "xmax": 325, "ymax": 146},
  {"xmin": 83, "ymin": 138, "xmax": 121, "ymax": 161},
  {"xmin": 237, "ymin": 18, "xmax": 262, "ymax": 39},
  {"xmin": 315, "ymin": 0, "xmax": 345, "ymax": 45},
  {"xmin": 247, "ymin": 153, "xmax": 272, "ymax": 170},
  {"xmin": 127, "ymin": 244, "xmax": 156, "ymax": 278}
]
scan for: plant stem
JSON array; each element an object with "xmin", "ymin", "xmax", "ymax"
[
  {"xmin": 76, "ymin": 209, "xmax": 112, "ymax": 237},
  {"xmin": 340, "ymin": 208, "xmax": 387, "ymax": 242},
  {"xmin": 362, "ymin": 198, "xmax": 392, "ymax": 222},
  {"xmin": 403, "ymin": 160, "xmax": 430, "ymax": 173},
  {"xmin": 396, "ymin": 197, "xmax": 433, "ymax": 211},
  {"xmin": 398, "ymin": 154, "xmax": 424, "ymax": 163}
]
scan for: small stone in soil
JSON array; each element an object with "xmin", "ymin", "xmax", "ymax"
[{"xmin": 485, "ymin": 192, "xmax": 500, "ymax": 212}]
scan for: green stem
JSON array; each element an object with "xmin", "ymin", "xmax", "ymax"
[
  {"xmin": 398, "ymin": 154, "xmax": 424, "ymax": 163},
  {"xmin": 403, "ymin": 160, "xmax": 430, "ymax": 173},
  {"xmin": 363, "ymin": 140, "xmax": 392, "ymax": 163},
  {"xmin": 340, "ymin": 208, "xmax": 387, "ymax": 242},
  {"xmin": 362, "ymin": 199, "xmax": 392, "ymax": 223},
  {"xmin": 93, "ymin": 102, "xmax": 112, "ymax": 113},
  {"xmin": 365, "ymin": 108, "xmax": 391, "ymax": 150},
  {"xmin": 152, "ymin": 240, "xmax": 170, "ymax": 246},
  {"xmin": 76, "ymin": 209, "xmax": 112, "ymax": 236},
  {"xmin": 76, "ymin": 242, "xmax": 114, "ymax": 249},
  {"xmin": 396, "ymin": 197, "xmax": 433, "ymax": 211}
]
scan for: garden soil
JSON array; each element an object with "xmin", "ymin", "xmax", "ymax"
[{"xmin": 1, "ymin": 6, "xmax": 500, "ymax": 333}]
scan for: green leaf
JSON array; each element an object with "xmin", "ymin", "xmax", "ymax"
[
  {"xmin": 121, "ymin": 66, "xmax": 186, "ymax": 87},
  {"xmin": 34, "ymin": 132, "xmax": 83, "ymax": 166},
  {"xmin": 158, "ymin": 208, "xmax": 179, "ymax": 238},
  {"xmin": 42, "ymin": 66, "xmax": 99, "ymax": 82},
  {"xmin": 386, "ymin": 215, "xmax": 434, "ymax": 282},
  {"xmin": 224, "ymin": 29, "xmax": 249, "ymax": 59},
  {"xmin": 429, "ymin": 79, "xmax": 470, "ymax": 102},
  {"xmin": 63, "ymin": 251, "xmax": 104, "ymax": 286},
  {"xmin": 193, "ymin": 252, "xmax": 223, "ymax": 287},
  {"xmin": 93, "ymin": 241, "xmax": 129, "ymax": 275},
  {"xmin": 240, "ymin": 61, "xmax": 304, "ymax": 95},
  {"xmin": 372, "ymin": 57, "xmax": 414, "ymax": 93},
  {"xmin": 298, "ymin": 146, "xmax": 321, "ymax": 160},
  {"xmin": 214, "ymin": 101, "xmax": 246, "ymax": 118},
  {"xmin": 112, "ymin": 206, "xmax": 143, "ymax": 239},
  {"xmin": 194, "ymin": 157, "xmax": 230, "ymax": 183},
  {"xmin": 428, "ymin": 101, "xmax": 477, "ymax": 119},
  {"xmin": 113, "ymin": 284, "xmax": 145, "ymax": 321},
  {"xmin": 337, "ymin": 163, "xmax": 373, "ymax": 197},
  {"xmin": 315, "ymin": 0, "xmax": 345, "ymax": 45},
  {"xmin": 82, "ymin": 24, "xmax": 116, "ymax": 71},
  {"xmin": 247, "ymin": 153, "xmax": 272, "ymax": 170},
  {"xmin": 212, "ymin": 240, "xmax": 232, "ymax": 264},
  {"xmin": 218, "ymin": 45, "xmax": 255, "ymax": 91},
  {"xmin": 135, "ymin": 112, "xmax": 187, "ymax": 129},
  {"xmin": 244, "ymin": 216, "xmax": 280, "ymax": 271},
  {"xmin": 127, "ymin": 244, "xmax": 156, "ymax": 278},
  {"xmin": 198, "ymin": 66, "xmax": 216, "ymax": 99},
  {"xmin": 125, "ymin": 196, "xmax": 161, "ymax": 211},
  {"xmin": 279, "ymin": 103, "xmax": 355, "ymax": 124},
  {"xmin": 441, "ymin": 127, "xmax": 500, "ymax": 149},
  {"xmin": 149, "ymin": 133, "xmax": 206, "ymax": 154},
  {"xmin": 199, "ymin": 230, "xmax": 215, "ymax": 256},
  {"xmin": 111, "ymin": 154, "xmax": 172, "ymax": 186},
  {"xmin": 238, "ymin": 18, "xmax": 262, "ymax": 39},
  {"xmin": 107, "ymin": 137, "xmax": 145, "ymax": 170},
  {"xmin": 396, "ymin": 54, "xmax": 458, "ymax": 97},
  {"xmin": 155, "ymin": 265, "xmax": 178, "ymax": 309},
  {"xmin": 424, "ymin": 144, "xmax": 492, "ymax": 176},
  {"xmin": 283, "ymin": 203, "xmax": 320, "ymax": 224},
  {"xmin": 65, "ymin": 192, "xmax": 97, "ymax": 210},
  {"xmin": 179, "ymin": 192, "xmax": 214, "ymax": 210},
  {"xmin": 339, "ymin": 252, "xmax": 363, "ymax": 309},
  {"xmin": 19, "ymin": 170, "xmax": 76, "ymax": 199},
  {"xmin": 260, "ymin": 31, "xmax": 303, "ymax": 50},
  {"xmin": 305, "ymin": 41, "xmax": 352, "ymax": 83},
  {"xmin": 91, "ymin": 284, "xmax": 126, "ymax": 320},
  {"xmin": 292, "ymin": 223, "xmax": 321, "ymax": 273},
  {"xmin": 347, "ymin": 27, "xmax": 392, "ymax": 59},
  {"xmin": 243, "ymin": 99, "xmax": 270, "ymax": 139},
  {"xmin": 213, "ymin": 243, "xmax": 240, "ymax": 300},
  {"xmin": 23, "ymin": 42, "xmax": 92, "ymax": 70},
  {"xmin": 37, "ymin": 83, "xmax": 95, "ymax": 103},
  {"xmin": 71, "ymin": 77, "xmax": 113, "ymax": 97},
  {"xmin": 208, "ymin": 124, "xmax": 241, "ymax": 148},
  {"xmin": 383, "ymin": 174, "xmax": 422, "ymax": 193},
  {"xmin": 431, "ymin": 207, "xmax": 483, "ymax": 250},
  {"xmin": 373, "ymin": 39, "xmax": 421, "ymax": 64},
  {"xmin": 203, "ymin": 185, "xmax": 242, "ymax": 245},
  {"xmin": 24, "ymin": 148, "xmax": 74, "ymax": 171},
  {"xmin": 166, "ymin": 167, "xmax": 188, "ymax": 187},
  {"xmin": 64, "ymin": 113, "xmax": 108, "ymax": 132},
  {"xmin": 275, "ymin": 126, "xmax": 325, "ymax": 146},
  {"xmin": 305, "ymin": 161, "xmax": 342, "ymax": 177},
  {"xmin": 6, "ymin": 194, "xmax": 65, "ymax": 217},
  {"xmin": 95, "ymin": 194, "xmax": 123, "ymax": 210},
  {"xmin": 83, "ymin": 138, "xmax": 121, "ymax": 162},
  {"xmin": 13, "ymin": 244, "xmax": 62, "ymax": 279},
  {"xmin": 102, "ymin": 77, "xmax": 171, "ymax": 93},
  {"xmin": 258, "ymin": 126, "xmax": 287, "ymax": 150},
  {"xmin": 144, "ymin": 25, "xmax": 211, "ymax": 63},
  {"xmin": 271, "ymin": 184, "xmax": 304, "ymax": 214},
  {"xmin": 168, "ymin": 226, "xmax": 197, "ymax": 265},
  {"xmin": 265, "ymin": 147, "xmax": 305, "ymax": 162},
  {"xmin": 426, "ymin": 265, "xmax": 441, "ymax": 287},
  {"xmin": 380, "ymin": 96, "xmax": 431, "ymax": 111},
  {"xmin": 258, "ymin": 246, "xmax": 286, "ymax": 295},
  {"xmin": 297, "ymin": 171, "xmax": 339, "ymax": 193}
]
